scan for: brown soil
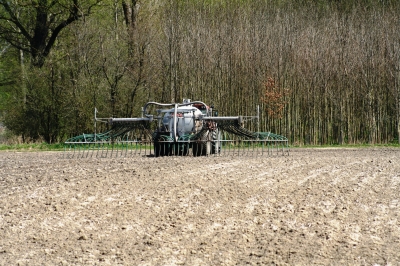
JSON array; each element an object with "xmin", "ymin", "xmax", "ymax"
[{"xmin": 1, "ymin": 148, "xmax": 399, "ymax": 265}]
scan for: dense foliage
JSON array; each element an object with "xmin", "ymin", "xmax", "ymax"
[{"xmin": 0, "ymin": 0, "xmax": 399, "ymax": 144}]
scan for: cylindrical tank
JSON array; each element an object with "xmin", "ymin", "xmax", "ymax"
[{"xmin": 164, "ymin": 106, "xmax": 203, "ymax": 137}]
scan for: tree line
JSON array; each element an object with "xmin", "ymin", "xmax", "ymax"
[{"xmin": 0, "ymin": 0, "xmax": 399, "ymax": 144}]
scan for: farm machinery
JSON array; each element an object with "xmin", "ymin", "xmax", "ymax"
[{"xmin": 64, "ymin": 99, "xmax": 288, "ymax": 158}]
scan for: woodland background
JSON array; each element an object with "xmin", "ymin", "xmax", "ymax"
[{"xmin": 0, "ymin": 0, "xmax": 399, "ymax": 145}]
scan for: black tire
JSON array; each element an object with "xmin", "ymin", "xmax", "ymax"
[
  {"xmin": 211, "ymin": 129, "xmax": 221, "ymax": 154},
  {"xmin": 154, "ymin": 141, "xmax": 163, "ymax": 157},
  {"xmin": 192, "ymin": 142, "xmax": 203, "ymax": 156},
  {"xmin": 174, "ymin": 143, "xmax": 189, "ymax": 156},
  {"xmin": 193, "ymin": 131, "xmax": 211, "ymax": 156},
  {"xmin": 154, "ymin": 134, "xmax": 172, "ymax": 157}
]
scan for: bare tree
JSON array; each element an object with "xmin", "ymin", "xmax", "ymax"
[{"xmin": 0, "ymin": 0, "xmax": 102, "ymax": 67}]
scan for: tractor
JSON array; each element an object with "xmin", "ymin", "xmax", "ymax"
[{"xmin": 64, "ymin": 99, "xmax": 289, "ymax": 157}]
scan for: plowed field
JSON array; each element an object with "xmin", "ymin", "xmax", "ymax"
[{"xmin": 1, "ymin": 148, "xmax": 399, "ymax": 265}]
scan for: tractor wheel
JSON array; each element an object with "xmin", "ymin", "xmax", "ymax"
[
  {"xmin": 154, "ymin": 142, "xmax": 162, "ymax": 157},
  {"xmin": 174, "ymin": 143, "xmax": 189, "ymax": 156},
  {"xmin": 154, "ymin": 135, "xmax": 172, "ymax": 157},
  {"xmin": 155, "ymin": 141, "xmax": 172, "ymax": 156},
  {"xmin": 192, "ymin": 142, "xmax": 202, "ymax": 156},
  {"xmin": 211, "ymin": 129, "xmax": 221, "ymax": 154},
  {"xmin": 193, "ymin": 131, "xmax": 211, "ymax": 156}
]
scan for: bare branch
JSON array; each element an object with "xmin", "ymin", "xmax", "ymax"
[{"xmin": 0, "ymin": 1, "xmax": 32, "ymax": 41}]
